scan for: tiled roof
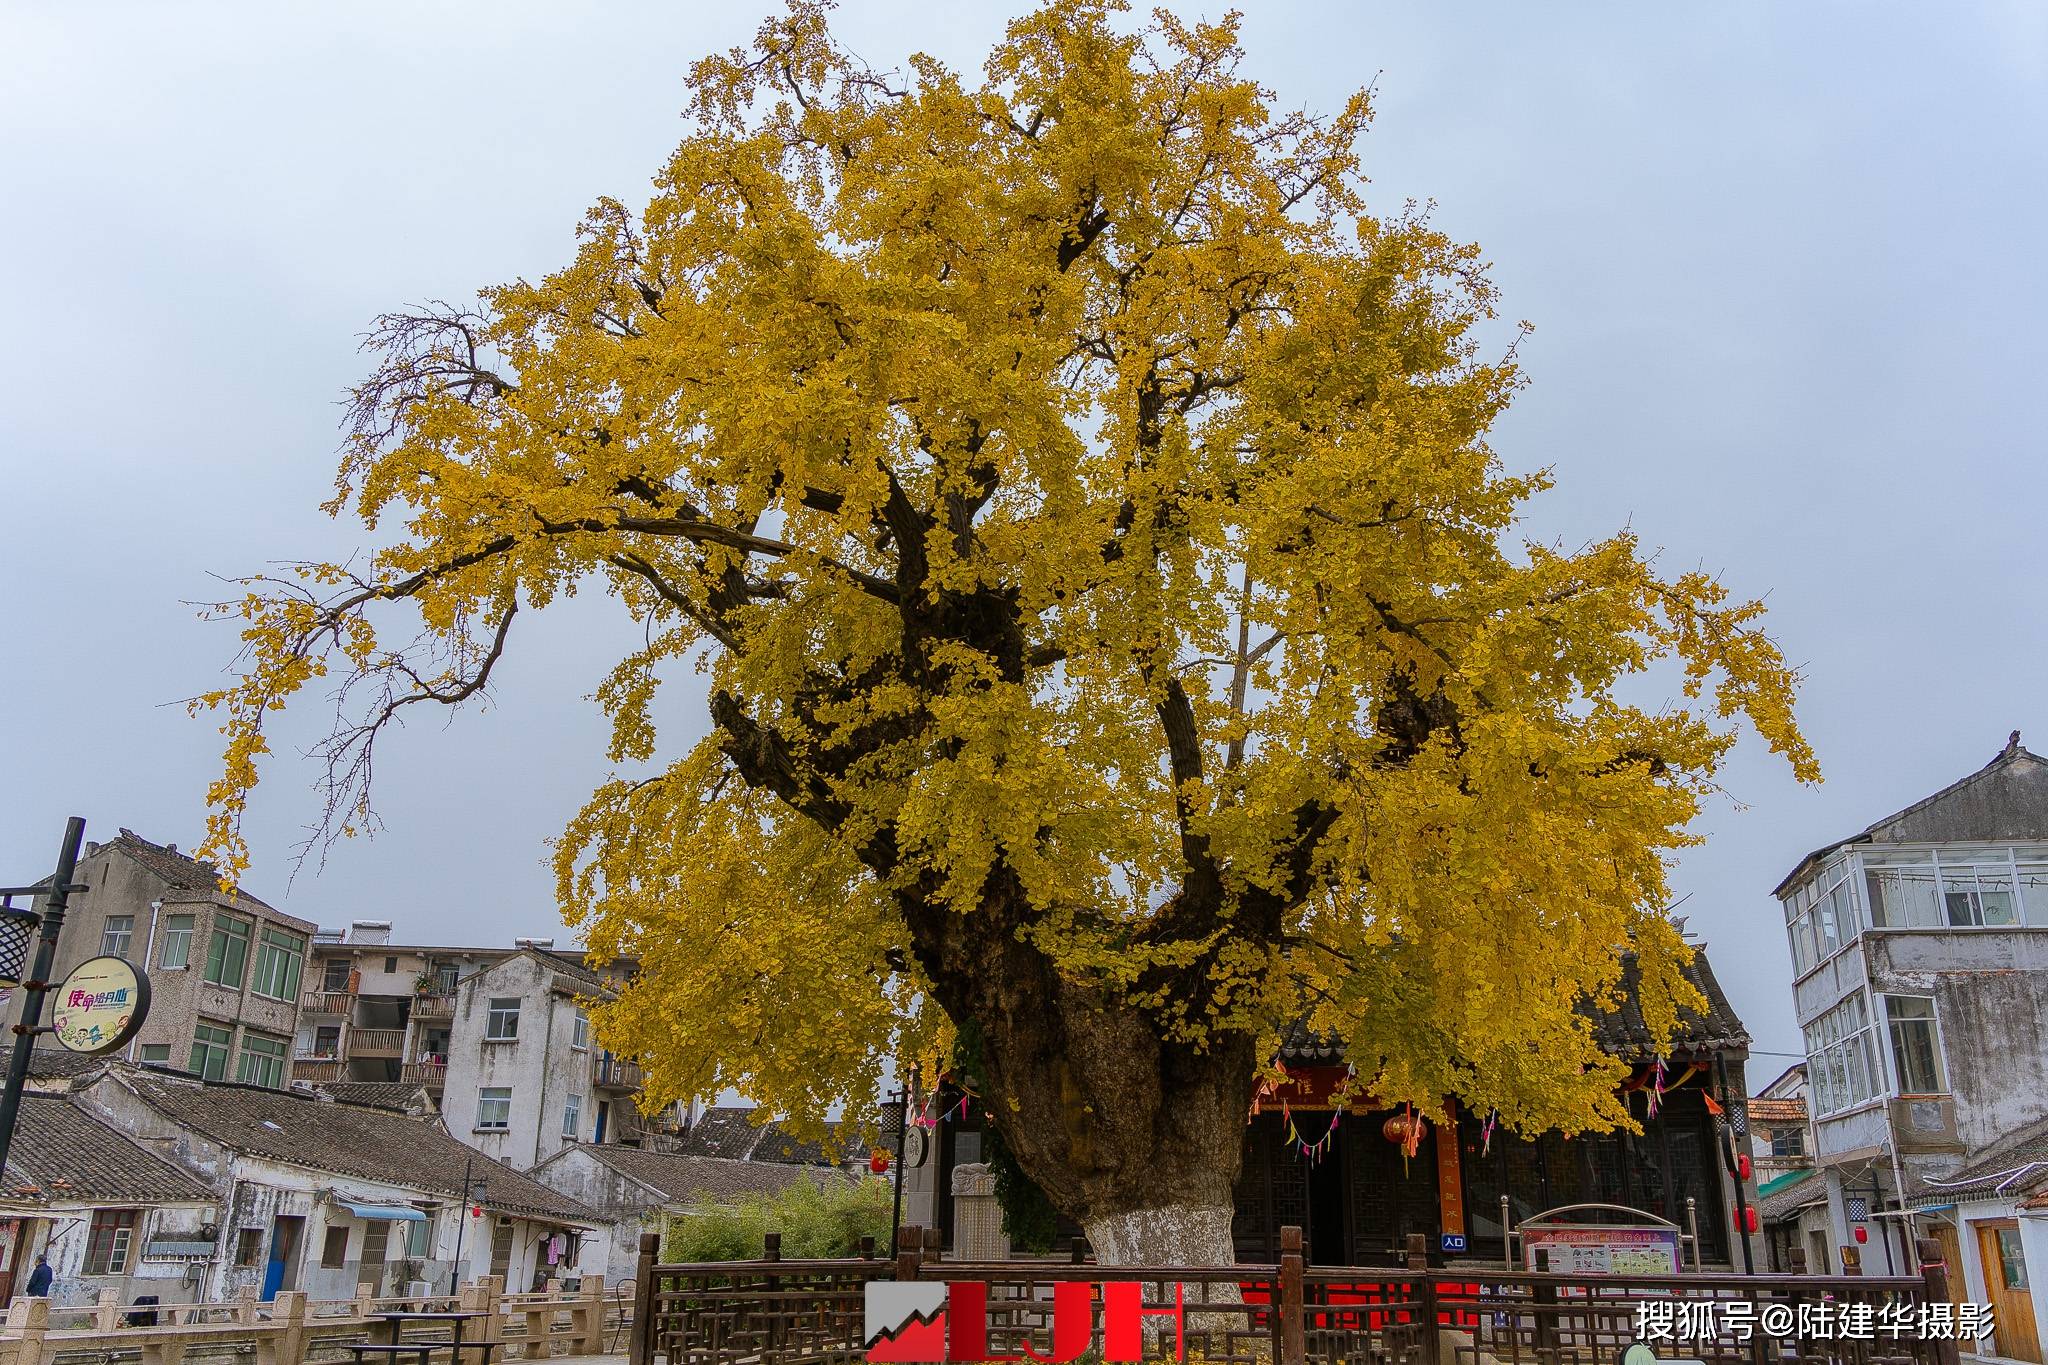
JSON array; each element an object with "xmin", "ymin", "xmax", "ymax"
[
  {"xmin": 533, "ymin": 949, "xmax": 609, "ymax": 992},
  {"xmin": 1279, "ymin": 949, "xmax": 1748, "ymax": 1064},
  {"xmin": 25, "ymin": 1051, "xmax": 108, "ymax": 1085},
  {"xmin": 1772, "ymin": 736, "xmax": 2048, "ymax": 896},
  {"xmin": 1755, "ymin": 1168, "xmax": 1824, "ymax": 1224},
  {"xmin": 1916, "ymin": 1117, "xmax": 2048, "ymax": 1205},
  {"xmin": 1748, "ymin": 1098, "xmax": 1807, "ymax": 1124},
  {"xmin": 106, "ymin": 829, "xmax": 286, "ymax": 915},
  {"xmin": 580, "ymin": 1148, "xmax": 839, "ymax": 1204},
  {"xmin": 672, "ymin": 1108, "xmax": 764, "ymax": 1161},
  {"xmin": 120, "ymin": 1073, "xmax": 598, "ymax": 1224},
  {"xmin": 668, "ymin": 1107, "xmax": 851, "ymax": 1166},
  {"xmin": 3, "ymin": 1094, "xmax": 212, "ymax": 1205},
  {"xmin": 314, "ymin": 1082, "xmax": 437, "ymax": 1114}
]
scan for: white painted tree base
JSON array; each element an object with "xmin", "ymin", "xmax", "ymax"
[
  {"xmin": 1082, "ymin": 1204, "xmax": 1244, "ymax": 1339},
  {"xmin": 1083, "ymin": 1204, "xmax": 1237, "ymax": 1267}
]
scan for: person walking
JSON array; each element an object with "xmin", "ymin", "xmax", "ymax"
[{"xmin": 24, "ymin": 1254, "xmax": 53, "ymax": 1296}]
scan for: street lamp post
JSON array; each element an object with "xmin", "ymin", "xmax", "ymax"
[{"xmin": 0, "ymin": 817, "xmax": 90, "ymax": 1177}]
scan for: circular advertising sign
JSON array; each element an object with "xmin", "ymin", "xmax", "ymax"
[{"xmin": 50, "ymin": 955, "xmax": 150, "ymax": 1055}]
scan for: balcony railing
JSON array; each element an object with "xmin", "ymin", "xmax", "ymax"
[
  {"xmin": 410, "ymin": 992, "xmax": 455, "ymax": 1021},
  {"xmin": 594, "ymin": 1054, "xmax": 644, "ymax": 1091},
  {"xmin": 399, "ymin": 1059, "xmax": 447, "ymax": 1088},
  {"xmin": 292, "ymin": 1059, "xmax": 345, "ymax": 1082},
  {"xmin": 300, "ymin": 989, "xmax": 355, "ymax": 1014},
  {"xmin": 349, "ymin": 1028, "xmax": 405, "ymax": 1057}
]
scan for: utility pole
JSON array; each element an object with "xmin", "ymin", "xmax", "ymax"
[
  {"xmin": 447, "ymin": 1151, "xmax": 487, "ymax": 1293},
  {"xmin": 0, "ymin": 817, "xmax": 88, "ymax": 1177}
]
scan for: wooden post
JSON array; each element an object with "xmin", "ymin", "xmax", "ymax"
[
  {"xmin": 629, "ymin": 1230, "xmax": 660, "ymax": 1365},
  {"xmin": 894, "ymin": 1227, "xmax": 922, "ymax": 1282},
  {"xmin": 1278, "ymin": 1225, "xmax": 1305, "ymax": 1365},
  {"xmin": 920, "ymin": 1226, "xmax": 942, "ymax": 1266},
  {"xmin": 1531, "ymin": 1248, "xmax": 1558, "ymax": 1361},
  {"xmin": 1840, "ymin": 1245, "xmax": 1861, "ymax": 1276},
  {"xmin": 1916, "ymin": 1237, "xmax": 1964, "ymax": 1365},
  {"xmin": 858, "ymin": 1237, "xmax": 875, "ymax": 1261},
  {"xmin": 1786, "ymin": 1245, "xmax": 1807, "ymax": 1275},
  {"xmin": 1407, "ymin": 1233, "xmax": 1439, "ymax": 1365},
  {"xmin": 763, "ymin": 1232, "xmax": 782, "ymax": 1351}
]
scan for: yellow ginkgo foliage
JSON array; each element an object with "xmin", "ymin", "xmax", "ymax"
[{"xmin": 197, "ymin": 1, "xmax": 1813, "ymax": 1265}]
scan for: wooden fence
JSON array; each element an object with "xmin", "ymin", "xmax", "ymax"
[
  {"xmin": 630, "ymin": 1225, "xmax": 1971, "ymax": 1365},
  {"xmin": 0, "ymin": 1275, "xmax": 629, "ymax": 1365}
]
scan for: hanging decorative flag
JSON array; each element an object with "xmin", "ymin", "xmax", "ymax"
[
  {"xmin": 1480, "ymin": 1108, "xmax": 1499, "ymax": 1157},
  {"xmin": 1646, "ymin": 1056, "xmax": 1668, "ymax": 1118}
]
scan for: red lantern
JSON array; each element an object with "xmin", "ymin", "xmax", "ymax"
[
  {"xmin": 1737, "ymin": 1153, "xmax": 1752, "ymax": 1181},
  {"xmin": 471, "ymin": 1205, "xmax": 484, "ymax": 1218},
  {"xmin": 1743, "ymin": 1206, "xmax": 1759, "ymax": 1234},
  {"xmin": 1382, "ymin": 1114, "xmax": 1427, "ymax": 1146},
  {"xmin": 1854, "ymin": 1226, "xmax": 1868, "ymax": 1244},
  {"xmin": 869, "ymin": 1151, "xmax": 891, "ymax": 1175}
]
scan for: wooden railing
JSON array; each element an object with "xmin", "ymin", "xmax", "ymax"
[
  {"xmin": 0, "ymin": 1274, "xmax": 628, "ymax": 1365},
  {"xmin": 402, "ymin": 1059, "xmax": 449, "ymax": 1085},
  {"xmin": 630, "ymin": 1226, "xmax": 1969, "ymax": 1365},
  {"xmin": 349, "ymin": 1028, "xmax": 406, "ymax": 1057}
]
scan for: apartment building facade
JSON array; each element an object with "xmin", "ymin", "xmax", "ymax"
[
  {"xmin": 294, "ymin": 923, "xmax": 517, "ymax": 1098},
  {"xmin": 295, "ymin": 929, "xmax": 657, "ymax": 1170},
  {"xmin": 1774, "ymin": 734, "xmax": 2048, "ymax": 1359},
  {"xmin": 26, "ymin": 830, "xmax": 314, "ymax": 1089},
  {"xmin": 440, "ymin": 948, "xmax": 648, "ymax": 1170}
]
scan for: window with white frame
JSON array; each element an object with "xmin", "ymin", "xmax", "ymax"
[
  {"xmin": 1804, "ymin": 991, "xmax": 1881, "ymax": 1116},
  {"xmin": 101, "ymin": 915, "xmax": 134, "ymax": 958},
  {"xmin": 84, "ymin": 1209, "xmax": 139, "ymax": 1276},
  {"xmin": 1861, "ymin": 846, "xmax": 2037, "ymax": 930},
  {"xmin": 571, "ymin": 1009, "xmax": 589, "ymax": 1051},
  {"xmin": 251, "ymin": 927, "xmax": 305, "ymax": 1001},
  {"xmin": 1885, "ymin": 994, "xmax": 1947, "ymax": 1094},
  {"xmin": 159, "ymin": 913, "xmax": 194, "ymax": 969},
  {"xmin": 477, "ymin": 1087, "xmax": 512, "ymax": 1130},
  {"xmin": 562, "ymin": 1092, "xmax": 582, "ymax": 1138},
  {"xmin": 1782, "ymin": 858, "xmax": 1861, "ymax": 975},
  {"xmin": 485, "ymin": 998, "xmax": 521, "ymax": 1041}
]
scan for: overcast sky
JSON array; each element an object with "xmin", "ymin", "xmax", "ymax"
[{"xmin": 3, "ymin": 2, "xmax": 2044, "ymax": 1067}]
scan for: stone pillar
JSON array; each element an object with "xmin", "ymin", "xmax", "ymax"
[
  {"xmin": 266, "ymin": 1291, "xmax": 307, "ymax": 1365},
  {"xmin": 573, "ymin": 1276, "xmax": 604, "ymax": 1356},
  {"xmin": 9, "ymin": 1296, "xmax": 49, "ymax": 1365},
  {"xmin": 949, "ymin": 1163, "xmax": 1008, "ymax": 1262}
]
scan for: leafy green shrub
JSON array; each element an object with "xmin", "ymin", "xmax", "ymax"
[{"xmin": 661, "ymin": 1175, "xmax": 893, "ymax": 1262}]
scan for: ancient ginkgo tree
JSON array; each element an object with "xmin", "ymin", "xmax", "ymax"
[{"xmin": 198, "ymin": 1, "xmax": 1813, "ymax": 1265}]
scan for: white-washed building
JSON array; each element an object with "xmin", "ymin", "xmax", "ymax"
[
  {"xmin": 440, "ymin": 949, "xmax": 646, "ymax": 1170},
  {"xmin": 1773, "ymin": 734, "xmax": 2048, "ymax": 1361},
  {"xmin": 71, "ymin": 1066, "xmax": 606, "ymax": 1300},
  {"xmin": 0, "ymin": 1093, "xmax": 217, "ymax": 1309}
]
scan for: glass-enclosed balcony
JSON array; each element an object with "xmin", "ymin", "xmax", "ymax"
[{"xmin": 1782, "ymin": 844, "xmax": 2048, "ymax": 978}]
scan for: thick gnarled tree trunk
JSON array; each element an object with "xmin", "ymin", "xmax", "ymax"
[{"xmin": 908, "ymin": 881, "xmax": 1258, "ymax": 1267}]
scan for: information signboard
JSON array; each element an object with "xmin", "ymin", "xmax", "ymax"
[
  {"xmin": 1521, "ymin": 1224, "xmax": 1682, "ymax": 1275},
  {"xmin": 49, "ymin": 956, "xmax": 149, "ymax": 1055}
]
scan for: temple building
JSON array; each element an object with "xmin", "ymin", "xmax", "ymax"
[{"xmin": 900, "ymin": 949, "xmax": 1760, "ymax": 1270}]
